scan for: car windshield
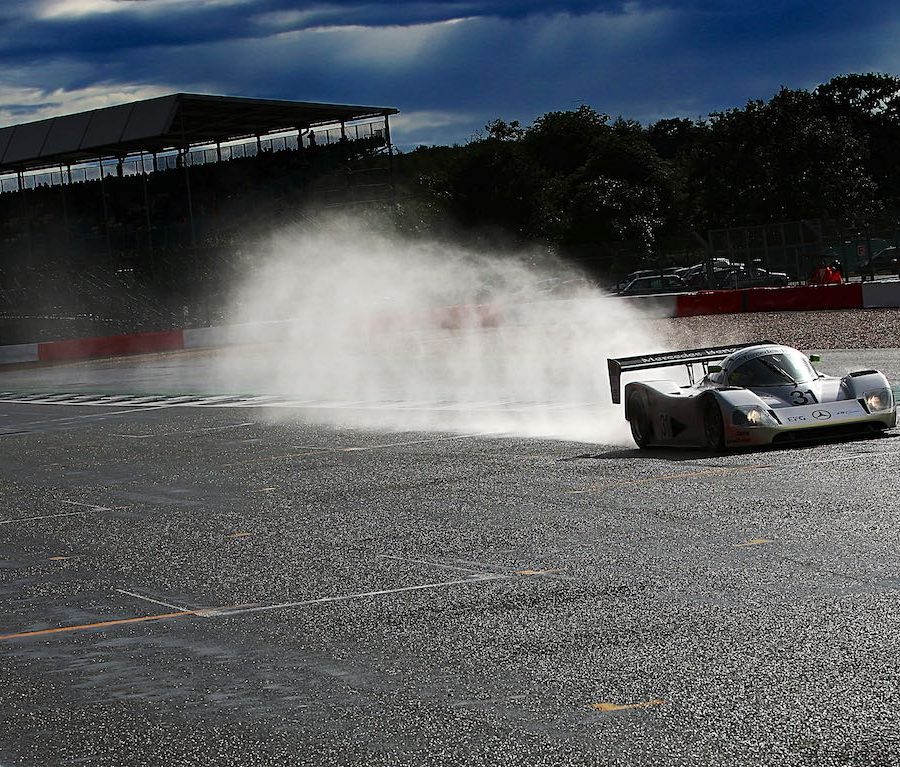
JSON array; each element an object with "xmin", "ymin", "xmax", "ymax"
[{"xmin": 727, "ymin": 350, "xmax": 815, "ymax": 387}]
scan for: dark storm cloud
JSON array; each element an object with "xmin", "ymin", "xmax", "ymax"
[
  {"xmin": 1, "ymin": 1, "xmax": 900, "ymax": 145},
  {"xmin": 0, "ymin": 1, "xmax": 643, "ymax": 61}
]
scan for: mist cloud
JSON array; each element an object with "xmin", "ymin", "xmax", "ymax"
[{"xmin": 210, "ymin": 217, "xmax": 666, "ymax": 444}]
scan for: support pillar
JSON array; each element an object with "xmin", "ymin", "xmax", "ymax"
[
  {"xmin": 180, "ymin": 111, "xmax": 202, "ymax": 324},
  {"xmin": 384, "ymin": 113, "xmax": 394, "ymax": 196},
  {"xmin": 99, "ymin": 158, "xmax": 113, "ymax": 264}
]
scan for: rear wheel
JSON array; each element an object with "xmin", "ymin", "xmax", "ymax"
[
  {"xmin": 627, "ymin": 390, "xmax": 653, "ymax": 449},
  {"xmin": 703, "ymin": 396, "xmax": 725, "ymax": 452}
]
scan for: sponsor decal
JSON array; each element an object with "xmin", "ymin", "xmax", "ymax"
[
  {"xmin": 784, "ymin": 403, "xmax": 864, "ymax": 425},
  {"xmin": 830, "ymin": 408, "xmax": 861, "ymax": 417},
  {"xmin": 640, "ymin": 345, "xmax": 749, "ymax": 364}
]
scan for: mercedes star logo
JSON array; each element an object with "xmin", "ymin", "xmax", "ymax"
[{"xmin": 812, "ymin": 410, "xmax": 832, "ymax": 420}]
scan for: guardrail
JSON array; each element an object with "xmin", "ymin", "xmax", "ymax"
[
  {"xmin": 670, "ymin": 283, "xmax": 865, "ymax": 317},
  {"xmin": 2, "ymin": 281, "xmax": 900, "ymax": 366}
]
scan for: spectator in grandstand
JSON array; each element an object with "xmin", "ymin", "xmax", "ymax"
[{"xmin": 307, "ymin": 129, "xmax": 317, "ymax": 147}]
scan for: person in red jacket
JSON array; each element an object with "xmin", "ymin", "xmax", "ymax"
[
  {"xmin": 829, "ymin": 260, "xmax": 844, "ymax": 283},
  {"xmin": 810, "ymin": 260, "xmax": 844, "ymax": 284}
]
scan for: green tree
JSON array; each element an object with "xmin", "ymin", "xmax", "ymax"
[
  {"xmin": 816, "ymin": 72, "xmax": 900, "ymax": 211},
  {"xmin": 683, "ymin": 88, "xmax": 878, "ymax": 229},
  {"xmin": 420, "ymin": 106, "xmax": 673, "ymax": 263},
  {"xmin": 647, "ymin": 117, "xmax": 705, "ymax": 160},
  {"xmin": 398, "ymin": 76, "xmax": 897, "ymax": 272},
  {"xmin": 523, "ymin": 109, "xmax": 671, "ymax": 250}
]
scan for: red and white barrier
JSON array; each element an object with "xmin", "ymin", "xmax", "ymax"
[
  {"xmin": 673, "ymin": 290, "xmax": 744, "ymax": 317},
  {"xmin": 862, "ymin": 281, "xmax": 900, "ymax": 309},
  {"xmin": 37, "ymin": 329, "xmax": 184, "ymax": 362},
  {"xmin": 3, "ymin": 281, "xmax": 900, "ymax": 367},
  {"xmin": 0, "ymin": 330, "xmax": 188, "ymax": 366},
  {"xmin": 0, "ymin": 342, "xmax": 39, "ymax": 365},
  {"xmin": 673, "ymin": 283, "xmax": 869, "ymax": 317},
  {"xmin": 743, "ymin": 284, "xmax": 863, "ymax": 312}
]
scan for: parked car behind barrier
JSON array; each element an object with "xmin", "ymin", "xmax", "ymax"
[
  {"xmin": 711, "ymin": 266, "xmax": 790, "ymax": 289},
  {"xmin": 681, "ymin": 261, "xmax": 789, "ymax": 289},
  {"xmin": 617, "ymin": 275, "xmax": 689, "ymax": 296},
  {"xmin": 681, "ymin": 259, "xmax": 738, "ymax": 288},
  {"xmin": 614, "ymin": 267, "xmax": 690, "ymax": 293},
  {"xmin": 859, "ymin": 247, "xmax": 899, "ymax": 275}
]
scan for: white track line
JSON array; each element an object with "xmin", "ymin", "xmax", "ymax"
[
  {"xmin": 340, "ymin": 432, "xmax": 494, "ymax": 451},
  {"xmin": 0, "ymin": 393, "xmax": 605, "ymax": 413},
  {"xmin": 206, "ymin": 574, "xmax": 508, "ymax": 618},
  {"xmin": 377, "ymin": 553, "xmax": 498, "ymax": 575},
  {"xmin": 2, "ymin": 404, "xmax": 175, "ymax": 430},
  {"xmin": 116, "ymin": 589, "xmax": 195, "ymax": 613},
  {"xmin": 0, "ymin": 500, "xmax": 115, "ymax": 525},
  {"xmin": 0, "ymin": 509, "xmax": 97, "ymax": 525},
  {"xmin": 61, "ymin": 500, "xmax": 112, "ymax": 511}
]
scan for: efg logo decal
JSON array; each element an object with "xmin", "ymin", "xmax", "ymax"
[{"xmin": 812, "ymin": 410, "xmax": 832, "ymax": 420}]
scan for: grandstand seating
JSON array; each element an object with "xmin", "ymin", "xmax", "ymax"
[{"xmin": 0, "ymin": 132, "xmax": 390, "ymax": 343}]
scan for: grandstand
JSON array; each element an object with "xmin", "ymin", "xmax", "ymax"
[{"xmin": 0, "ymin": 93, "xmax": 399, "ymax": 343}]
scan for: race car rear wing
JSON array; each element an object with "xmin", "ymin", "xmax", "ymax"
[{"xmin": 607, "ymin": 340, "xmax": 775, "ymax": 404}]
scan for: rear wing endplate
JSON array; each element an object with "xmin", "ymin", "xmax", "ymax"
[{"xmin": 607, "ymin": 340, "xmax": 775, "ymax": 404}]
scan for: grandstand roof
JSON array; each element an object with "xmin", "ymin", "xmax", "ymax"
[{"xmin": 0, "ymin": 93, "xmax": 399, "ymax": 174}]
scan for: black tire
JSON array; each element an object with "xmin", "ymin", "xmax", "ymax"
[
  {"xmin": 703, "ymin": 396, "xmax": 725, "ymax": 452},
  {"xmin": 627, "ymin": 390, "xmax": 653, "ymax": 449}
]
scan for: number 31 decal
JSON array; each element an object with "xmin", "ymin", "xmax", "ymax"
[{"xmin": 790, "ymin": 390, "xmax": 817, "ymax": 405}]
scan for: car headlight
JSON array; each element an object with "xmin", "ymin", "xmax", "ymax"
[
  {"xmin": 864, "ymin": 388, "xmax": 893, "ymax": 413},
  {"xmin": 732, "ymin": 406, "xmax": 778, "ymax": 427}
]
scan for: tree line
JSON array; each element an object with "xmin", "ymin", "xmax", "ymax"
[{"xmin": 395, "ymin": 73, "xmax": 900, "ymax": 273}]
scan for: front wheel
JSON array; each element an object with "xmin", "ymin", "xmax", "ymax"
[
  {"xmin": 703, "ymin": 396, "xmax": 725, "ymax": 452},
  {"xmin": 627, "ymin": 390, "xmax": 653, "ymax": 449}
]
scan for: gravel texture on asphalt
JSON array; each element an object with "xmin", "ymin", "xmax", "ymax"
[
  {"xmin": 3, "ymin": 395, "xmax": 900, "ymax": 767},
  {"xmin": 661, "ymin": 308, "xmax": 900, "ymax": 350}
]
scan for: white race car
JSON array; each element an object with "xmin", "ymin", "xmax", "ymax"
[{"xmin": 608, "ymin": 341, "xmax": 896, "ymax": 450}]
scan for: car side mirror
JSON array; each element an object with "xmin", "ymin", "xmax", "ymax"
[{"xmin": 809, "ymin": 354, "xmax": 821, "ymax": 363}]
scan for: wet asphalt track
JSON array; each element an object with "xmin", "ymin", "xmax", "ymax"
[{"xmin": 2, "ymin": 350, "xmax": 900, "ymax": 766}]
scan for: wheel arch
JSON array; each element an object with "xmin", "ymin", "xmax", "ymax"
[
  {"xmin": 700, "ymin": 390, "xmax": 728, "ymax": 451},
  {"xmin": 699, "ymin": 389, "xmax": 726, "ymax": 413},
  {"xmin": 841, "ymin": 370, "xmax": 891, "ymax": 399},
  {"xmin": 623, "ymin": 380, "xmax": 682, "ymax": 420}
]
